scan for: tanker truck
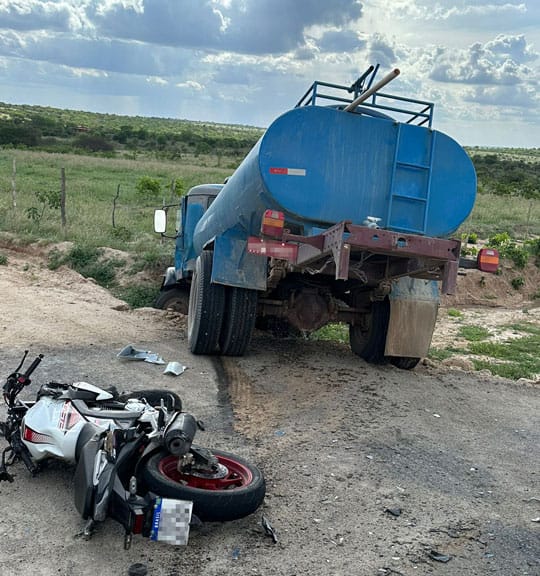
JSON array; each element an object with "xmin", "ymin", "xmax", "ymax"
[{"xmin": 154, "ymin": 65, "xmax": 496, "ymax": 368}]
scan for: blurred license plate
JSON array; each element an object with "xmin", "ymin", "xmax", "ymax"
[{"xmin": 150, "ymin": 497, "xmax": 193, "ymax": 545}]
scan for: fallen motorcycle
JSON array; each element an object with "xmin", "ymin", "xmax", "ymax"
[{"xmin": 0, "ymin": 351, "xmax": 265, "ymax": 547}]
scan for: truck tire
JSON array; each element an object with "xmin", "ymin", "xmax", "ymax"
[
  {"xmin": 219, "ymin": 287, "xmax": 257, "ymax": 356},
  {"xmin": 388, "ymin": 356, "xmax": 421, "ymax": 370},
  {"xmin": 349, "ymin": 299, "xmax": 389, "ymax": 364},
  {"xmin": 154, "ymin": 286, "xmax": 189, "ymax": 315},
  {"xmin": 188, "ymin": 251, "xmax": 225, "ymax": 354}
]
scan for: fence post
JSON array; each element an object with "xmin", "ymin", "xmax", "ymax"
[
  {"xmin": 112, "ymin": 184, "xmax": 120, "ymax": 228},
  {"xmin": 11, "ymin": 158, "xmax": 17, "ymax": 208},
  {"xmin": 60, "ymin": 168, "xmax": 66, "ymax": 233}
]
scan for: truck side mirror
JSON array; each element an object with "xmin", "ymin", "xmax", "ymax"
[{"xmin": 154, "ymin": 209, "xmax": 167, "ymax": 234}]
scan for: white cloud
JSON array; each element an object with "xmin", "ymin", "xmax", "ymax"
[
  {"xmin": 429, "ymin": 35, "xmax": 538, "ymax": 86},
  {"xmin": 175, "ymin": 80, "xmax": 204, "ymax": 91}
]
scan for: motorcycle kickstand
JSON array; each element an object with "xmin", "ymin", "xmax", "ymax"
[{"xmin": 124, "ymin": 531, "xmax": 133, "ymax": 550}]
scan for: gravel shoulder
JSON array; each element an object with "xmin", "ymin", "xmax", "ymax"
[{"xmin": 0, "ymin": 247, "xmax": 538, "ymax": 576}]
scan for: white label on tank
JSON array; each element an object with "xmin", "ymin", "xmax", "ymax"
[{"xmin": 270, "ymin": 167, "xmax": 306, "ymax": 176}]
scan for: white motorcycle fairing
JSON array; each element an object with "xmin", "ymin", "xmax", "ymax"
[{"xmin": 21, "ymin": 396, "xmax": 110, "ymax": 463}]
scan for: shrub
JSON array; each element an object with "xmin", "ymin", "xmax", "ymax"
[
  {"xmin": 113, "ymin": 285, "xmax": 159, "ymax": 308},
  {"xmin": 0, "ymin": 253, "xmax": 7, "ymax": 265},
  {"xmin": 511, "ymin": 277, "xmax": 525, "ymax": 290},
  {"xmin": 136, "ymin": 176, "xmax": 161, "ymax": 201}
]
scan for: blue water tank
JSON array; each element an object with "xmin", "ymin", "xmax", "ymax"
[{"xmin": 193, "ymin": 105, "xmax": 475, "ymax": 253}]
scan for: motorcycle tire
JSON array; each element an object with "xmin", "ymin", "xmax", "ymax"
[{"xmin": 141, "ymin": 448, "xmax": 265, "ymax": 522}]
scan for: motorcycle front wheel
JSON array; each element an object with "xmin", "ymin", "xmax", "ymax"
[{"xmin": 141, "ymin": 448, "xmax": 265, "ymax": 522}]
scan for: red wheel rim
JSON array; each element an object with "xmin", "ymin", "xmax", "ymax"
[{"xmin": 158, "ymin": 454, "xmax": 253, "ymax": 491}]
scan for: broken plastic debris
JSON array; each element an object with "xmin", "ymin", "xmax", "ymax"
[
  {"xmin": 232, "ymin": 547, "xmax": 240, "ymax": 560},
  {"xmin": 163, "ymin": 362, "xmax": 186, "ymax": 376},
  {"xmin": 385, "ymin": 507, "xmax": 402, "ymax": 517},
  {"xmin": 262, "ymin": 515, "xmax": 278, "ymax": 544},
  {"xmin": 429, "ymin": 550, "xmax": 451, "ymax": 563},
  {"xmin": 117, "ymin": 344, "xmax": 165, "ymax": 364},
  {"xmin": 532, "ymin": 517, "xmax": 540, "ymax": 523}
]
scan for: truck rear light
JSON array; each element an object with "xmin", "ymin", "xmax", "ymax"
[
  {"xmin": 248, "ymin": 236, "xmax": 298, "ymax": 261},
  {"xmin": 477, "ymin": 248, "xmax": 499, "ymax": 273},
  {"xmin": 261, "ymin": 210, "xmax": 285, "ymax": 239}
]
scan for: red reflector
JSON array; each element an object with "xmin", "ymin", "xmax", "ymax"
[
  {"xmin": 477, "ymin": 248, "xmax": 499, "ymax": 273},
  {"xmin": 132, "ymin": 509, "xmax": 145, "ymax": 534},
  {"xmin": 261, "ymin": 209, "xmax": 284, "ymax": 239},
  {"xmin": 248, "ymin": 237, "xmax": 298, "ymax": 261},
  {"xmin": 23, "ymin": 425, "xmax": 53, "ymax": 444}
]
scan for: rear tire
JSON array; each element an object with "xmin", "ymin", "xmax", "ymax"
[
  {"xmin": 349, "ymin": 299, "xmax": 389, "ymax": 364},
  {"xmin": 389, "ymin": 356, "xmax": 421, "ymax": 370},
  {"xmin": 188, "ymin": 251, "xmax": 225, "ymax": 354},
  {"xmin": 141, "ymin": 448, "xmax": 266, "ymax": 522},
  {"xmin": 219, "ymin": 287, "xmax": 257, "ymax": 356}
]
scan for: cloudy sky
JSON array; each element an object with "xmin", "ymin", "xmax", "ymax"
[{"xmin": 0, "ymin": 0, "xmax": 538, "ymax": 148}]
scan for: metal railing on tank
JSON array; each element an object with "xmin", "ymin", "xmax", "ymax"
[{"xmin": 295, "ymin": 64, "xmax": 434, "ymax": 127}]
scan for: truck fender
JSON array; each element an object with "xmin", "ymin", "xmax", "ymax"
[
  {"xmin": 385, "ymin": 278, "xmax": 439, "ymax": 359},
  {"xmin": 212, "ymin": 231, "xmax": 267, "ymax": 290}
]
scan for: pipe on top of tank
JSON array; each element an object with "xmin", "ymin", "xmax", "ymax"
[{"xmin": 344, "ymin": 68, "xmax": 400, "ymax": 112}]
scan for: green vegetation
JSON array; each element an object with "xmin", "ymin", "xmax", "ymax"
[
  {"xmin": 447, "ymin": 308, "xmax": 464, "ymax": 318},
  {"xmin": 460, "ymin": 149, "xmax": 540, "ymax": 239},
  {"xmin": 458, "ymin": 325, "xmax": 490, "ymax": 341},
  {"xmin": 0, "ymin": 101, "xmax": 263, "ymax": 164},
  {"xmin": 468, "ymin": 323, "xmax": 540, "ymax": 380},
  {"xmin": 309, "ymin": 323, "xmax": 349, "ymax": 344},
  {"xmin": 429, "ymin": 322, "xmax": 540, "ymax": 380},
  {"xmin": 0, "ymin": 253, "xmax": 7, "ymax": 265}
]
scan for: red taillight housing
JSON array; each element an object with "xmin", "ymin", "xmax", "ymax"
[
  {"xmin": 132, "ymin": 509, "xmax": 146, "ymax": 534},
  {"xmin": 261, "ymin": 210, "xmax": 284, "ymax": 239},
  {"xmin": 477, "ymin": 248, "xmax": 499, "ymax": 273}
]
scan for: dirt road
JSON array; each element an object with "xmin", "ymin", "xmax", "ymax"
[{"xmin": 0, "ymin": 247, "xmax": 538, "ymax": 576}]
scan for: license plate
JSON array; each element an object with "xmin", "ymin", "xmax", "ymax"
[{"xmin": 150, "ymin": 497, "xmax": 193, "ymax": 545}]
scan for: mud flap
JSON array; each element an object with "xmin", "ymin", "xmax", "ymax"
[{"xmin": 385, "ymin": 278, "xmax": 439, "ymax": 358}]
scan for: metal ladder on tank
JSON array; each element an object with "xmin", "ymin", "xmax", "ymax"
[{"xmin": 386, "ymin": 123, "xmax": 437, "ymax": 235}]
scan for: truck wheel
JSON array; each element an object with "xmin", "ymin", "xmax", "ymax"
[
  {"xmin": 219, "ymin": 287, "xmax": 257, "ymax": 356},
  {"xmin": 349, "ymin": 299, "xmax": 389, "ymax": 364},
  {"xmin": 388, "ymin": 356, "xmax": 421, "ymax": 370},
  {"xmin": 154, "ymin": 286, "xmax": 189, "ymax": 315},
  {"xmin": 188, "ymin": 251, "xmax": 225, "ymax": 354}
]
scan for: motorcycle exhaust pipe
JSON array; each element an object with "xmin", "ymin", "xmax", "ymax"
[{"xmin": 164, "ymin": 413, "xmax": 197, "ymax": 457}]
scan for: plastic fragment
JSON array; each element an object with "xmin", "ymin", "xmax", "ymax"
[
  {"xmin": 532, "ymin": 517, "xmax": 540, "ymax": 523},
  {"xmin": 117, "ymin": 344, "xmax": 165, "ymax": 364},
  {"xmin": 232, "ymin": 547, "xmax": 240, "ymax": 560},
  {"xmin": 262, "ymin": 515, "xmax": 278, "ymax": 543},
  {"xmin": 163, "ymin": 362, "xmax": 186, "ymax": 376},
  {"xmin": 429, "ymin": 550, "xmax": 451, "ymax": 563},
  {"xmin": 385, "ymin": 507, "xmax": 402, "ymax": 517}
]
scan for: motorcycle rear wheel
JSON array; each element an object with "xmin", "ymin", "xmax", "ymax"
[{"xmin": 141, "ymin": 448, "xmax": 265, "ymax": 522}]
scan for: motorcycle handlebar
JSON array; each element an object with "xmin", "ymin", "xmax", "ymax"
[{"xmin": 23, "ymin": 354, "xmax": 43, "ymax": 380}]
